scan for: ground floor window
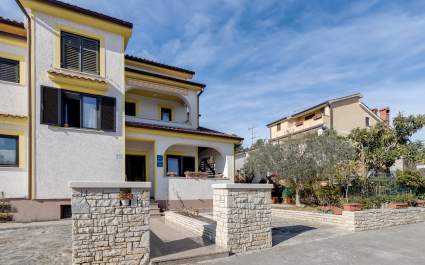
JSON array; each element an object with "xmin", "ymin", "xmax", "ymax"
[
  {"xmin": 0, "ymin": 135, "xmax": 18, "ymax": 167},
  {"xmin": 166, "ymin": 155, "xmax": 195, "ymax": 176}
]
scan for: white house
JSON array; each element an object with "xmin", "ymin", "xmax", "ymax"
[{"xmin": 0, "ymin": 0, "xmax": 242, "ymax": 221}]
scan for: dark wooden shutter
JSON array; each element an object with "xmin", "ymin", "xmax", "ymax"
[
  {"xmin": 100, "ymin": 96, "xmax": 116, "ymax": 131},
  {"xmin": 41, "ymin": 86, "xmax": 61, "ymax": 125},
  {"xmin": 0, "ymin": 58, "xmax": 19, "ymax": 83},
  {"xmin": 61, "ymin": 33, "xmax": 81, "ymax": 71},
  {"xmin": 81, "ymin": 38, "xmax": 99, "ymax": 74}
]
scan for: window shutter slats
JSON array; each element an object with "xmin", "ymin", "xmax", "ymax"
[
  {"xmin": 81, "ymin": 39, "xmax": 99, "ymax": 74},
  {"xmin": 41, "ymin": 86, "xmax": 60, "ymax": 126},
  {"xmin": 0, "ymin": 58, "xmax": 19, "ymax": 83},
  {"xmin": 100, "ymin": 96, "xmax": 116, "ymax": 131},
  {"xmin": 61, "ymin": 32, "xmax": 99, "ymax": 75},
  {"xmin": 61, "ymin": 33, "xmax": 81, "ymax": 71}
]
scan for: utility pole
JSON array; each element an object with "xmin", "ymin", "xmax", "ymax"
[{"xmin": 248, "ymin": 126, "xmax": 258, "ymax": 147}]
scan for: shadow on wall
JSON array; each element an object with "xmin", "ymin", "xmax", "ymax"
[{"xmin": 272, "ymin": 225, "xmax": 316, "ymax": 246}]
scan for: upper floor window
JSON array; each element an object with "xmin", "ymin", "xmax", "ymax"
[
  {"xmin": 41, "ymin": 86, "xmax": 116, "ymax": 131},
  {"xmin": 161, "ymin": 108, "xmax": 172, "ymax": 122},
  {"xmin": 0, "ymin": 135, "xmax": 18, "ymax": 167},
  {"xmin": 305, "ymin": 114, "xmax": 315, "ymax": 120},
  {"xmin": 0, "ymin": 58, "xmax": 19, "ymax": 83},
  {"xmin": 61, "ymin": 32, "xmax": 99, "ymax": 75},
  {"xmin": 365, "ymin": 117, "xmax": 370, "ymax": 127},
  {"xmin": 125, "ymin": 102, "xmax": 136, "ymax": 116},
  {"xmin": 277, "ymin": 123, "xmax": 281, "ymax": 131}
]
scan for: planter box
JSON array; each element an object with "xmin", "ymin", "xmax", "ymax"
[
  {"xmin": 319, "ymin": 205, "xmax": 343, "ymax": 215},
  {"xmin": 343, "ymin": 203, "xmax": 362, "ymax": 212},
  {"xmin": 389, "ymin": 203, "xmax": 408, "ymax": 209}
]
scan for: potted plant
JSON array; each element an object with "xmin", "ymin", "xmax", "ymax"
[
  {"xmin": 343, "ymin": 203, "xmax": 362, "ymax": 211},
  {"xmin": 389, "ymin": 202, "xmax": 408, "ymax": 209},
  {"xmin": 272, "ymin": 196, "xmax": 279, "ymax": 204},
  {"xmin": 416, "ymin": 199, "xmax": 425, "ymax": 208},
  {"xmin": 282, "ymin": 187, "xmax": 294, "ymax": 204},
  {"xmin": 167, "ymin": 171, "xmax": 177, "ymax": 177},
  {"xmin": 119, "ymin": 192, "xmax": 133, "ymax": 206}
]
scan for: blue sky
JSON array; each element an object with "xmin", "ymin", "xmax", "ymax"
[{"xmin": 2, "ymin": 0, "xmax": 425, "ymax": 146}]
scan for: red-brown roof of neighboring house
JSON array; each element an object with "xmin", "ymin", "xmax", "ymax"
[
  {"xmin": 126, "ymin": 121, "xmax": 243, "ymax": 141},
  {"xmin": 32, "ymin": 0, "xmax": 133, "ymax": 28},
  {"xmin": 125, "ymin": 54, "xmax": 195, "ymax": 75}
]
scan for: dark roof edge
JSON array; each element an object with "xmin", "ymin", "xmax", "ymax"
[
  {"xmin": 125, "ymin": 67, "xmax": 206, "ymax": 88},
  {"xmin": 267, "ymin": 93, "xmax": 362, "ymax": 127},
  {"xmin": 270, "ymin": 124, "xmax": 324, "ymax": 141},
  {"xmin": 36, "ymin": 0, "xmax": 133, "ymax": 28},
  {"xmin": 126, "ymin": 122, "xmax": 243, "ymax": 141},
  {"xmin": 0, "ymin": 16, "xmax": 25, "ymax": 28},
  {"xmin": 125, "ymin": 55, "xmax": 195, "ymax": 75}
]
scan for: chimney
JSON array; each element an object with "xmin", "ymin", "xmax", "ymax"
[
  {"xmin": 379, "ymin": 107, "xmax": 390, "ymax": 123},
  {"xmin": 371, "ymin": 108, "xmax": 378, "ymax": 115}
]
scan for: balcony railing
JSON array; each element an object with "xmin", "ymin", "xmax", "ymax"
[{"xmin": 125, "ymin": 115, "xmax": 193, "ymax": 129}]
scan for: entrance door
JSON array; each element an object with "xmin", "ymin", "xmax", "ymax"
[{"xmin": 125, "ymin": 155, "xmax": 146, "ymax": 182}]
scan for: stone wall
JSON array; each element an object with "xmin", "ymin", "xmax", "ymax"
[
  {"xmin": 343, "ymin": 207, "xmax": 425, "ymax": 231},
  {"xmin": 164, "ymin": 211, "xmax": 216, "ymax": 242},
  {"xmin": 272, "ymin": 208, "xmax": 344, "ymax": 225},
  {"xmin": 70, "ymin": 182, "xmax": 151, "ymax": 265},
  {"xmin": 213, "ymin": 184, "xmax": 273, "ymax": 254}
]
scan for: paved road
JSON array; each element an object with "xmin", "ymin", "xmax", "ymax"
[{"xmin": 203, "ymin": 222, "xmax": 425, "ymax": 265}]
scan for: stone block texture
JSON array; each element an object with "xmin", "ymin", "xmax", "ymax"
[
  {"xmin": 213, "ymin": 187, "xmax": 272, "ymax": 254},
  {"xmin": 71, "ymin": 187, "xmax": 150, "ymax": 265}
]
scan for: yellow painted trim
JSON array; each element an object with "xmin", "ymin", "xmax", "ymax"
[
  {"xmin": 125, "ymin": 59, "xmax": 193, "ymax": 80},
  {"xmin": 0, "ymin": 129, "xmax": 26, "ymax": 169},
  {"xmin": 0, "ymin": 52, "xmax": 26, "ymax": 85},
  {"xmin": 48, "ymin": 72, "xmax": 107, "ymax": 95},
  {"xmin": 30, "ymin": 13, "xmax": 36, "ymax": 199},
  {"xmin": 126, "ymin": 126, "xmax": 241, "ymax": 144},
  {"xmin": 53, "ymin": 24, "xmax": 106, "ymax": 78},
  {"xmin": 0, "ymin": 34, "xmax": 27, "ymax": 47},
  {"xmin": 158, "ymin": 105, "xmax": 175, "ymax": 121},
  {"xmin": 20, "ymin": 0, "xmax": 132, "ymax": 46},
  {"xmin": 125, "ymin": 149, "xmax": 150, "ymax": 182},
  {"xmin": 0, "ymin": 116, "xmax": 28, "ymax": 125},
  {"xmin": 0, "ymin": 23, "xmax": 26, "ymax": 37},
  {"xmin": 125, "ymin": 71, "xmax": 203, "ymax": 92}
]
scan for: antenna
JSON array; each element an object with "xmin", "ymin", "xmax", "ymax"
[{"xmin": 248, "ymin": 126, "xmax": 258, "ymax": 147}]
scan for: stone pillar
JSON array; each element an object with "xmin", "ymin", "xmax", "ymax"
[
  {"xmin": 69, "ymin": 181, "xmax": 151, "ymax": 265},
  {"xmin": 212, "ymin": 183, "xmax": 273, "ymax": 254}
]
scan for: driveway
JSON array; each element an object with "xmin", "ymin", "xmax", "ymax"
[{"xmin": 203, "ymin": 220, "xmax": 425, "ymax": 265}]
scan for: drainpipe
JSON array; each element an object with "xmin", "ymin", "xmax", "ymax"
[
  {"xmin": 329, "ymin": 103, "xmax": 334, "ymax": 130},
  {"xmin": 196, "ymin": 88, "xmax": 204, "ymax": 128},
  {"xmin": 16, "ymin": 0, "xmax": 33, "ymax": 199}
]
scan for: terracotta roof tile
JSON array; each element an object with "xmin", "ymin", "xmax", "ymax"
[{"xmin": 48, "ymin": 68, "xmax": 107, "ymax": 84}]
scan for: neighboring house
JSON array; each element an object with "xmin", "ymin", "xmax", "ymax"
[
  {"xmin": 0, "ymin": 0, "xmax": 242, "ymax": 221},
  {"xmin": 267, "ymin": 93, "xmax": 389, "ymax": 143}
]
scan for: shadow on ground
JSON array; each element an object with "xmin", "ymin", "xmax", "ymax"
[{"xmin": 272, "ymin": 225, "xmax": 316, "ymax": 246}]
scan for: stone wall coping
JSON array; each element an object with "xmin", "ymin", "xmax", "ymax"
[
  {"xmin": 212, "ymin": 183, "xmax": 273, "ymax": 189},
  {"xmin": 69, "ymin": 181, "xmax": 151, "ymax": 189}
]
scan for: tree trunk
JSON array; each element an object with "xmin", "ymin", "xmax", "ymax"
[
  {"xmin": 345, "ymin": 185, "xmax": 349, "ymax": 202},
  {"xmin": 295, "ymin": 188, "xmax": 301, "ymax": 206}
]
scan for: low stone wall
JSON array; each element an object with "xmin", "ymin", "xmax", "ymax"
[
  {"xmin": 272, "ymin": 207, "xmax": 425, "ymax": 232},
  {"xmin": 213, "ymin": 184, "xmax": 273, "ymax": 254},
  {"xmin": 344, "ymin": 207, "xmax": 425, "ymax": 231},
  {"xmin": 70, "ymin": 182, "xmax": 151, "ymax": 265},
  {"xmin": 164, "ymin": 211, "xmax": 216, "ymax": 241},
  {"xmin": 272, "ymin": 208, "xmax": 345, "ymax": 225}
]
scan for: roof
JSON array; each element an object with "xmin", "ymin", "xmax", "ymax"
[
  {"xmin": 30, "ymin": 0, "xmax": 133, "ymax": 28},
  {"xmin": 48, "ymin": 68, "xmax": 106, "ymax": 84},
  {"xmin": 126, "ymin": 121, "xmax": 243, "ymax": 141},
  {"xmin": 125, "ymin": 55, "xmax": 195, "ymax": 75},
  {"xmin": 125, "ymin": 67, "xmax": 206, "ymax": 88},
  {"xmin": 267, "ymin": 93, "xmax": 362, "ymax": 127},
  {"xmin": 0, "ymin": 16, "xmax": 25, "ymax": 28}
]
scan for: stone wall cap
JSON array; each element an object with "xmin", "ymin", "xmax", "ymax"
[
  {"xmin": 69, "ymin": 181, "xmax": 151, "ymax": 189},
  {"xmin": 212, "ymin": 183, "xmax": 273, "ymax": 189}
]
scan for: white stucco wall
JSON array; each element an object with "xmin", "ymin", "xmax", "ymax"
[
  {"xmin": 168, "ymin": 177, "xmax": 231, "ymax": 201},
  {"xmin": 0, "ymin": 42, "xmax": 28, "ymax": 116},
  {"xmin": 32, "ymin": 12, "xmax": 126, "ymax": 199}
]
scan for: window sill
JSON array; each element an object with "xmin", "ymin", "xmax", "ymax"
[
  {"xmin": 48, "ymin": 68, "xmax": 107, "ymax": 95},
  {"xmin": 44, "ymin": 124, "xmax": 114, "ymax": 134}
]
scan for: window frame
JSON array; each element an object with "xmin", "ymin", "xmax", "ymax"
[
  {"xmin": 276, "ymin": 123, "xmax": 281, "ymax": 131},
  {"xmin": 166, "ymin": 155, "xmax": 195, "ymax": 177},
  {"xmin": 60, "ymin": 31, "xmax": 100, "ymax": 75},
  {"xmin": 0, "ymin": 57, "xmax": 20, "ymax": 83},
  {"xmin": 161, "ymin": 107, "xmax": 172, "ymax": 122},
  {"xmin": 365, "ymin": 117, "xmax": 370, "ymax": 127},
  {"xmin": 0, "ymin": 134, "xmax": 19, "ymax": 167}
]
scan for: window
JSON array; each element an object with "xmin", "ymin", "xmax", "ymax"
[
  {"xmin": 277, "ymin": 123, "xmax": 281, "ymax": 131},
  {"xmin": 161, "ymin": 108, "xmax": 172, "ymax": 122},
  {"xmin": 125, "ymin": 102, "xmax": 136, "ymax": 116},
  {"xmin": 305, "ymin": 114, "xmax": 315, "ymax": 120},
  {"xmin": 0, "ymin": 58, "xmax": 19, "ymax": 83},
  {"xmin": 166, "ymin": 155, "xmax": 195, "ymax": 176},
  {"xmin": 61, "ymin": 32, "xmax": 99, "ymax": 75},
  {"xmin": 41, "ymin": 86, "xmax": 115, "ymax": 131},
  {"xmin": 365, "ymin": 117, "xmax": 370, "ymax": 127},
  {"xmin": 0, "ymin": 135, "xmax": 18, "ymax": 167}
]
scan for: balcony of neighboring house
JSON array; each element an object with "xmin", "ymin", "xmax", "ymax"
[{"xmin": 124, "ymin": 89, "xmax": 194, "ymax": 129}]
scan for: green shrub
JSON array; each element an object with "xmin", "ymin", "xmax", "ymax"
[
  {"xmin": 315, "ymin": 185, "xmax": 341, "ymax": 207},
  {"xmin": 282, "ymin": 186, "xmax": 295, "ymax": 198},
  {"xmin": 0, "ymin": 201, "xmax": 11, "ymax": 213},
  {"xmin": 346, "ymin": 193, "xmax": 418, "ymax": 209},
  {"xmin": 396, "ymin": 170, "xmax": 425, "ymax": 192}
]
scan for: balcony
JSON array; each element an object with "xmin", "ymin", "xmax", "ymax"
[{"xmin": 125, "ymin": 115, "xmax": 193, "ymax": 129}]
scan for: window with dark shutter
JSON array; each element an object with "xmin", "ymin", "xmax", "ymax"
[
  {"xmin": 101, "ymin": 96, "xmax": 116, "ymax": 131},
  {"xmin": 0, "ymin": 58, "xmax": 19, "ymax": 83},
  {"xmin": 125, "ymin": 102, "xmax": 136, "ymax": 116},
  {"xmin": 61, "ymin": 32, "xmax": 99, "ymax": 75},
  {"xmin": 41, "ymin": 86, "xmax": 60, "ymax": 126}
]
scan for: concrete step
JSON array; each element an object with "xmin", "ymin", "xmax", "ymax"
[
  {"xmin": 149, "ymin": 245, "xmax": 229, "ymax": 265},
  {"xmin": 150, "ymin": 203, "xmax": 162, "ymax": 216}
]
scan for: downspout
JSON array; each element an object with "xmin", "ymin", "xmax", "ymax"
[
  {"xmin": 16, "ymin": 0, "xmax": 33, "ymax": 199},
  {"xmin": 329, "ymin": 103, "xmax": 334, "ymax": 130},
  {"xmin": 196, "ymin": 88, "xmax": 204, "ymax": 128}
]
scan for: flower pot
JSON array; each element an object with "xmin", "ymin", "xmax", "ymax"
[
  {"xmin": 284, "ymin": 197, "xmax": 293, "ymax": 204},
  {"xmin": 389, "ymin": 203, "xmax": 408, "ymax": 209},
  {"xmin": 416, "ymin": 200, "xmax": 425, "ymax": 208},
  {"xmin": 121, "ymin": 199, "xmax": 130, "ymax": 206},
  {"xmin": 343, "ymin": 203, "xmax": 362, "ymax": 212},
  {"xmin": 272, "ymin": 197, "xmax": 279, "ymax": 204}
]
